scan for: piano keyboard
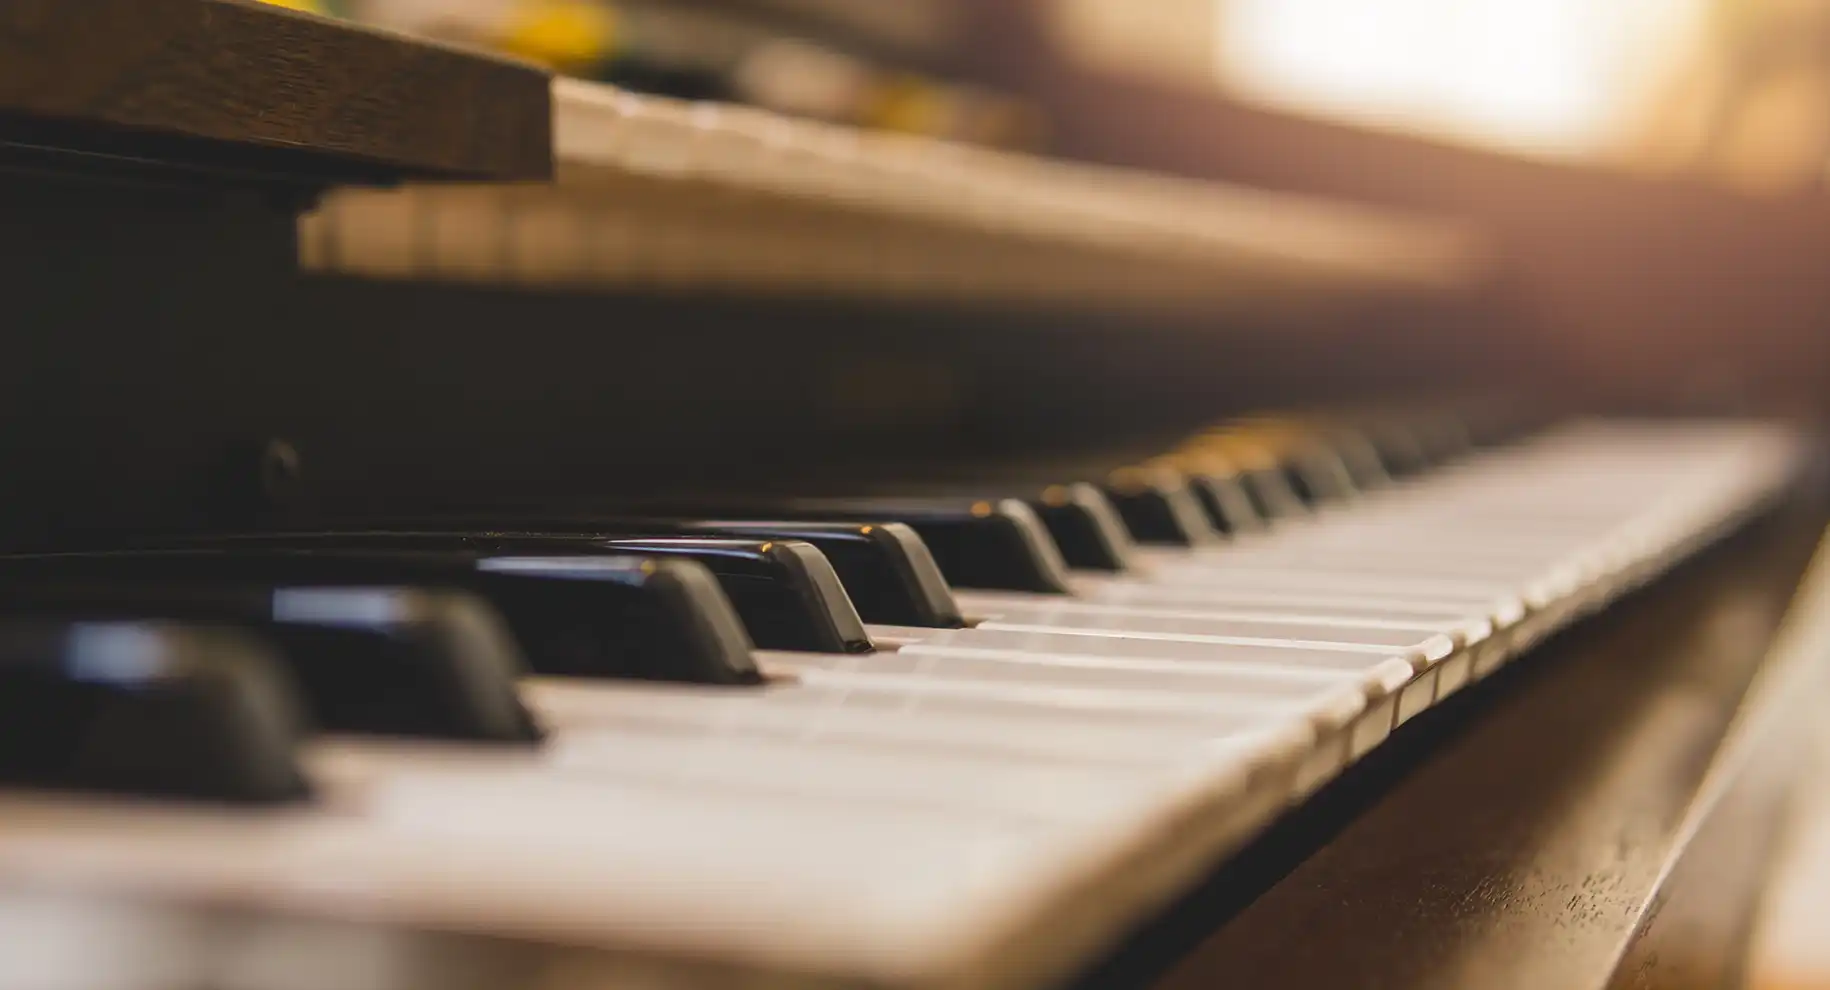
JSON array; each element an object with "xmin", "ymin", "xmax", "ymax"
[{"xmin": 0, "ymin": 416, "xmax": 1802, "ymax": 990}]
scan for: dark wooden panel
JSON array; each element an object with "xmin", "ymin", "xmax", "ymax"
[
  {"xmin": 0, "ymin": 0, "xmax": 551, "ymax": 183},
  {"xmin": 0, "ymin": 269, "xmax": 1495, "ymax": 549}
]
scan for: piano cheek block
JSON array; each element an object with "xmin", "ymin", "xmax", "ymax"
[{"xmin": 0, "ymin": 622, "xmax": 312, "ymax": 804}]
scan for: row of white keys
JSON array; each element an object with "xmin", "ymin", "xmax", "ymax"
[{"xmin": 933, "ymin": 423, "xmax": 1802, "ymax": 760}]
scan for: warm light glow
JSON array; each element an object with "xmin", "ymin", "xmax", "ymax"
[{"xmin": 1215, "ymin": 0, "xmax": 1707, "ymax": 156}]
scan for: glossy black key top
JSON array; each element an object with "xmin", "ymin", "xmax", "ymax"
[
  {"xmin": 1185, "ymin": 470, "xmax": 1265, "ymax": 536},
  {"xmin": 213, "ymin": 518, "xmax": 967, "ymax": 631},
  {"xmin": 1381, "ymin": 412, "xmax": 1470, "ymax": 471},
  {"xmin": 1364, "ymin": 420, "xmax": 1433, "ymax": 479},
  {"xmin": 1282, "ymin": 442, "xmax": 1360, "ymax": 506},
  {"xmin": 1026, "ymin": 483, "xmax": 1137, "ymax": 572},
  {"xmin": 0, "ymin": 581, "xmax": 541, "ymax": 743},
  {"xmin": 1241, "ymin": 465, "xmax": 1310, "ymax": 520},
  {"xmin": 591, "ymin": 538, "xmax": 871, "ymax": 653},
  {"xmin": 152, "ymin": 534, "xmax": 872, "ymax": 655},
  {"xmin": 671, "ymin": 521, "xmax": 964, "ymax": 629},
  {"xmin": 1319, "ymin": 427, "xmax": 1394, "ymax": 491},
  {"xmin": 760, "ymin": 499, "xmax": 1074, "ymax": 594},
  {"xmin": 1153, "ymin": 452, "xmax": 1266, "ymax": 536},
  {"xmin": 0, "ymin": 550, "xmax": 759, "ymax": 686},
  {"xmin": 1100, "ymin": 467, "xmax": 1221, "ymax": 547},
  {"xmin": 0, "ymin": 621, "xmax": 310, "ymax": 804}
]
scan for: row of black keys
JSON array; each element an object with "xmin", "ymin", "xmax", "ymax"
[{"xmin": 0, "ymin": 413, "xmax": 1507, "ymax": 805}]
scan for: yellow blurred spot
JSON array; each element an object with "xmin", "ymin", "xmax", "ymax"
[
  {"xmin": 258, "ymin": 0, "xmax": 325, "ymax": 11},
  {"xmin": 1040, "ymin": 485, "xmax": 1070, "ymax": 507},
  {"xmin": 970, "ymin": 501, "xmax": 994, "ymax": 518},
  {"xmin": 500, "ymin": 0, "xmax": 616, "ymax": 73},
  {"xmin": 866, "ymin": 76, "xmax": 954, "ymax": 136},
  {"xmin": 859, "ymin": 525, "xmax": 874, "ymax": 535},
  {"xmin": 1106, "ymin": 466, "xmax": 1151, "ymax": 494},
  {"xmin": 758, "ymin": 542, "xmax": 774, "ymax": 553},
  {"xmin": 639, "ymin": 560, "xmax": 656, "ymax": 575}
]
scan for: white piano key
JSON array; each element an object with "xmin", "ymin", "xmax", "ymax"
[
  {"xmin": 308, "ymin": 735, "xmax": 1198, "ymax": 829},
  {"xmin": 523, "ymin": 678, "xmax": 1311, "ymax": 776}
]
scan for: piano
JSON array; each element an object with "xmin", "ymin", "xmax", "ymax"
[{"xmin": 1, "ymin": 4, "xmax": 1826, "ymax": 990}]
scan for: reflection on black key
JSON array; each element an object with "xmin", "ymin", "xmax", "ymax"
[
  {"xmin": 675, "ymin": 521, "xmax": 964, "ymax": 629},
  {"xmin": 1101, "ymin": 468, "xmax": 1220, "ymax": 547},
  {"xmin": 458, "ymin": 499, "xmax": 1075, "ymax": 595},
  {"xmin": 0, "ymin": 621, "xmax": 310, "ymax": 804},
  {"xmin": 151, "ymin": 533, "xmax": 871, "ymax": 655},
  {"xmin": 203, "ymin": 518, "xmax": 967, "ymax": 631},
  {"xmin": 1282, "ymin": 444, "xmax": 1359, "ymax": 507},
  {"xmin": 0, "ymin": 581, "xmax": 541, "ymax": 743},
  {"xmin": 595, "ymin": 538, "xmax": 870, "ymax": 653},
  {"xmin": 1322, "ymin": 429, "xmax": 1394, "ymax": 492},
  {"xmin": 0, "ymin": 551, "xmax": 759, "ymax": 686},
  {"xmin": 1182, "ymin": 471, "xmax": 1264, "ymax": 536},
  {"xmin": 1027, "ymin": 484, "xmax": 1137, "ymax": 572},
  {"xmin": 1365, "ymin": 421, "xmax": 1431, "ymax": 479},
  {"xmin": 1383, "ymin": 414, "xmax": 1470, "ymax": 471},
  {"xmin": 1241, "ymin": 466, "xmax": 1309, "ymax": 520},
  {"xmin": 778, "ymin": 499, "xmax": 1074, "ymax": 594}
]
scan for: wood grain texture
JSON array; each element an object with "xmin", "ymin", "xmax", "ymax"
[{"xmin": 0, "ymin": 0, "xmax": 551, "ymax": 182}]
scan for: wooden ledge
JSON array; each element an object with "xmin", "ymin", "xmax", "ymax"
[{"xmin": 0, "ymin": 0, "xmax": 551, "ymax": 185}]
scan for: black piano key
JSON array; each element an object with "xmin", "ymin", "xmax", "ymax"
[
  {"xmin": 0, "ymin": 581, "xmax": 541, "ymax": 743},
  {"xmin": 592, "ymin": 538, "xmax": 871, "ymax": 653},
  {"xmin": 1100, "ymin": 468, "xmax": 1222, "ymax": 547},
  {"xmin": 1241, "ymin": 466, "xmax": 1310, "ymax": 520},
  {"xmin": 1364, "ymin": 421, "xmax": 1433, "ymax": 479},
  {"xmin": 1282, "ymin": 443, "xmax": 1361, "ymax": 507},
  {"xmin": 0, "ymin": 621, "xmax": 311, "ymax": 804},
  {"xmin": 0, "ymin": 550, "xmax": 760, "ymax": 686},
  {"xmin": 759, "ymin": 499, "xmax": 1075, "ymax": 594},
  {"xmin": 1321, "ymin": 428, "xmax": 1395, "ymax": 492},
  {"xmin": 1420, "ymin": 414, "xmax": 1476, "ymax": 463},
  {"xmin": 1027, "ymin": 483, "xmax": 1138, "ymax": 572},
  {"xmin": 273, "ymin": 517, "xmax": 967, "ymax": 631},
  {"xmin": 152, "ymin": 533, "xmax": 871, "ymax": 655},
  {"xmin": 671, "ymin": 521, "xmax": 964, "ymax": 629},
  {"xmin": 1182, "ymin": 470, "xmax": 1265, "ymax": 536},
  {"xmin": 1389, "ymin": 413, "xmax": 1473, "ymax": 470}
]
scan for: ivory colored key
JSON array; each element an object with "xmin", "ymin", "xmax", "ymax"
[
  {"xmin": 310, "ymin": 732, "xmax": 1207, "ymax": 828},
  {"xmin": 957, "ymin": 586, "xmax": 1507, "ymax": 696},
  {"xmin": 956, "ymin": 601, "xmax": 1465, "ymax": 719},
  {"xmin": 525, "ymin": 678, "xmax": 1314, "ymax": 776},
  {"xmin": 816, "ymin": 638, "xmax": 1409, "ymax": 765}
]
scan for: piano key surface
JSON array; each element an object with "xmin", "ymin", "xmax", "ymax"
[{"xmin": 0, "ymin": 418, "xmax": 1807, "ymax": 990}]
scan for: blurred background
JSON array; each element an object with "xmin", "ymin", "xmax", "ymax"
[{"xmin": 272, "ymin": 0, "xmax": 1830, "ymax": 420}]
